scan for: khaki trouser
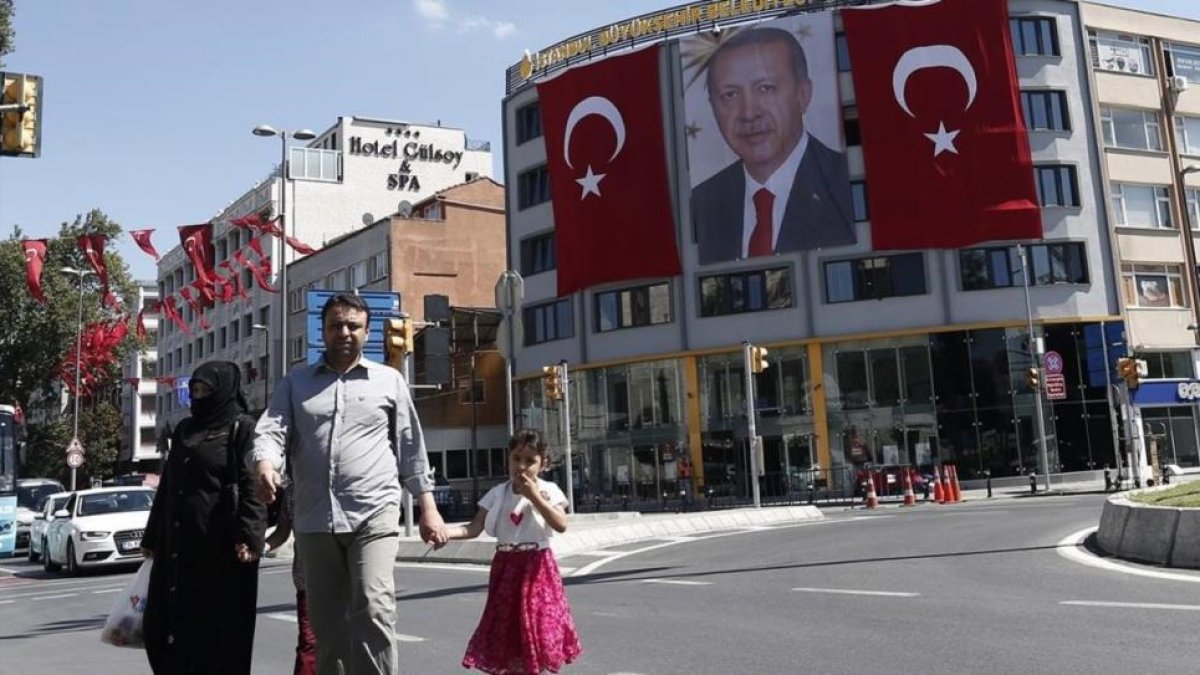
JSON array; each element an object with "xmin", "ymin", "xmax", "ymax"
[{"xmin": 296, "ymin": 504, "xmax": 400, "ymax": 675}]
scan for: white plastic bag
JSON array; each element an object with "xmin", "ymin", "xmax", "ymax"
[{"xmin": 100, "ymin": 559, "xmax": 151, "ymax": 648}]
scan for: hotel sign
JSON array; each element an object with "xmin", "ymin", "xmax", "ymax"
[{"xmin": 348, "ymin": 135, "xmax": 466, "ymax": 193}]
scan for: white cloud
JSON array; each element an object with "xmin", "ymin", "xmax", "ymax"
[
  {"xmin": 491, "ymin": 21, "xmax": 516, "ymax": 39},
  {"xmin": 413, "ymin": 0, "xmax": 449, "ymax": 23}
]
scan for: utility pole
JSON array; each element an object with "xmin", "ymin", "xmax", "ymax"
[
  {"xmin": 559, "ymin": 360, "xmax": 574, "ymax": 514},
  {"xmin": 1018, "ymin": 244, "xmax": 1052, "ymax": 492}
]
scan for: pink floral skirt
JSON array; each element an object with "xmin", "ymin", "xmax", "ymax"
[{"xmin": 462, "ymin": 548, "xmax": 582, "ymax": 674}]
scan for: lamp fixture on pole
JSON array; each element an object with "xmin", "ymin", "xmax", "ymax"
[{"xmin": 60, "ymin": 266, "xmax": 94, "ymax": 491}]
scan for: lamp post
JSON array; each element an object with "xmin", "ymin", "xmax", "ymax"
[
  {"xmin": 60, "ymin": 266, "xmax": 94, "ymax": 491},
  {"xmin": 252, "ymin": 124, "xmax": 316, "ymax": 383},
  {"xmin": 252, "ymin": 324, "xmax": 270, "ymax": 412},
  {"xmin": 1016, "ymin": 245, "xmax": 1051, "ymax": 493}
]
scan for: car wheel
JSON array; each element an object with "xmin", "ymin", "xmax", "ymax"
[
  {"xmin": 43, "ymin": 538, "xmax": 61, "ymax": 573},
  {"xmin": 65, "ymin": 540, "xmax": 79, "ymax": 576},
  {"xmin": 28, "ymin": 539, "xmax": 40, "ymax": 563}
]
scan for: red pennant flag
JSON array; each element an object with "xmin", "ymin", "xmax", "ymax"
[
  {"xmin": 231, "ymin": 214, "xmax": 263, "ymax": 231},
  {"xmin": 127, "ymin": 377, "xmax": 140, "ymax": 389},
  {"xmin": 162, "ymin": 296, "xmax": 193, "ymax": 336},
  {"xmin": 235, "ymin": 249, "xmax": 278, "ymax": 293},
  {"xmin": 136, "ymin": 309, "xmax": 148, "ymax": 340},
  {"xmin": 20, "ymin": 239, "xmax": 48, "ymax": 304},
  {"xmin": 154, "ymin": 376, "xmax": 177, "ymax": 387},
  {"xmin": 842, "ymin": 0, "xmax": 1042, "ymax": 250},
  {"xmin": 178, "ymin": 223, "xmax": 217, "ymax": 284},
  {"xmin": 538, "ymin": 45, "xmax": 680, "ymax": 295},
  {"xmin": 191, "ymin": 277, "xmax": 216, "ymax": 308},
  {"xmin": 178, "ymin": 287, "xmax": 211, "ymax": 330},
  {"xmin": 11, "ymin": 401, "xmax": 23, "ymax": 425},
  {"xmin": 218, "ymin": 261, "xmax": 250, "ymax": 302},
  {"xmin": 129, "ymin": 229, "xmax": 161, "ymax": 261},
  {"xmin": 259, "ymin": 218, "xmax": 317, "ymax": 255},
  {"xmin": 78, "ymin": 234, "xmax": 118, "ymax": 307}
]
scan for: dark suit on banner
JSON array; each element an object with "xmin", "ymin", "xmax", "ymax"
[{"xmin": 692, "ymin": 135, "xmax": 855, "ymax": 266}]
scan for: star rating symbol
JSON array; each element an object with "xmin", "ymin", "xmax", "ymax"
[
  {"xmin": 923, "ymin": 121, "xmax": 960, "ymax": 157},
  {"xmin": 576, "ymin": 165, "xmax": 606, "ymax": 199}
]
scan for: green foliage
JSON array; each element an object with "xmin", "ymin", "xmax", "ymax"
[
  {"xmin": 1130, "ymin": 480, "xmax": 1200, "ymax": 508},
  {"xmin": 22, "ymin": 417, "xmax": 70, "ymax": 484}
]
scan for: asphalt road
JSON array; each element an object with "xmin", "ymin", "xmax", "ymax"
[{"xmin": 1, "ymin": 493, "xmax": 1197, "ymax": 674}]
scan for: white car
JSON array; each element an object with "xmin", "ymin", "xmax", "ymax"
[
  {"xmin": 15, "ymin": 478, "xmax": 66, "ymax": 550},
  {"xmin": 27, "ymin": 491, "xmax": 70, "ymax": 563},
  {"xmin": 42, "ymin": 487, "xmax": 155, "ymax": 575}
]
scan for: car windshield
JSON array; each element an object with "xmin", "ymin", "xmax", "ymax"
[
  {"xmin": 48, "ymin": 496, "xmax": 70, "ymax": 514},
  {"xmin": 17, "ymin": 483, "xmax": 64, "ymax": 509},
  {"xmin": 76, "ymin": 490, "xmax": 154, "ymax": 516}
]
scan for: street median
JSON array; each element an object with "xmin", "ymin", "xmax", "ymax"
[{"xmin": 1096, "ymin": 488, "xmax": 1199, "ymax": 570}]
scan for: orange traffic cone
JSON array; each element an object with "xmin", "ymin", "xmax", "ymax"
[
  {"xmin": 932, "ymin": 466, "xmax": 945, "ymax": 504},
  {"xmin": 949, "ymin": 464, "xmax": 963, "ymax": 503},
  {"xmin": 864, "ymin": 470, "xmax": 879, "ymax": 510},
  {"xmin": 901, "ymin": 469, "xmax": 917, "ymax": 507}
]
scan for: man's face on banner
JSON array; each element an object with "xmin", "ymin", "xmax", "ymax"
[{"xmin": 708, "ymin": 38, "xmax": 814, "ymax": 182}]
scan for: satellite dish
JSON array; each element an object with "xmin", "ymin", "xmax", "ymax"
[
  {"xmin": 397, "ymin": 201, "xmax": 413, "ymax": 218},
  {"xmin": 362, "ymin": 213, "xmax": 375, "ymax": 226}
]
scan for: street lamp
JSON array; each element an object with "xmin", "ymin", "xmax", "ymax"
[
  {"xmin": 252, "ymin": 124, "xmax": 316, "ymax": 383},
  {"xmin": 251, "ymin": 324, "xmax": 270, "ymax": 411},
  {"xmin": 60, "ymin": 266, "xmax": 93, "ymax": 491}
]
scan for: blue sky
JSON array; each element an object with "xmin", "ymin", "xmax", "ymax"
[{"xmin": 1, "ymin": 0, "xmax": 1196, "ymax": 282}]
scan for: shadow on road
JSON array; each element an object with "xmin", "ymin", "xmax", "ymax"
[{"xmin": 0, "ymin": 614, "xmax": 106, "ymax": 641}]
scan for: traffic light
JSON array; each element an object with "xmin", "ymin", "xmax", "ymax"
[
  {"xmin": 1, "ymin": 72, "xmax": 43, "ymax": 158},
  {"xmin": 1026, "ymin": 366, "xmax": 1040, "ymax": 390},
  {"xmin": 542, "ymin": 365, "xmax": 562, "ymax": 401},
  {"xmin": 384, "ymin": 317, "xmax": 414, "ymax": 368},
  {"xmin": 1117, "ymin": 357, "xmax": 1140, "ymax": 390},
  {"xmin": 749, "ymin": 345, "xmax": 770, "ymax": 374}
]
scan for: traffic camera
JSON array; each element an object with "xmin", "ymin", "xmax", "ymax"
[{"xmin": 1, "ymin": 72, "xmax": 43, "ymax": 158}]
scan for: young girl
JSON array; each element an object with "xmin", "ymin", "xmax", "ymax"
[{"xmin": 442, "ymin": 429, "xmax": 582, "ymax": 674}]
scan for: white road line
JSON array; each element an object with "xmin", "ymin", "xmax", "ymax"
[
  {"xmin": 31, "ymin": 593, "xmax": 79, "ymax": 601},
  {"xmin": 1056, "ymin": 528, "xmax": 1200, "ymax": 584},
  {"xmin": 0, "ymin": 566, "xmax": 26, "ymax": 574},
  {"xmin": 0, "ymin": 599, "xmax": 13, "ymax": 605},
  {"xmin": 264, "ymin": 613, "xmax": 427, "ymax": 641},
  {"xmin": 791, "ymin": 587, "xmax": 919, "ymax": 598},
  {"xmin": 1, "ymin": 584, "xmax": 124, "ymax": 600},
  {"xmin": 640, "ymin": 578, "xmax": 711, "ymax": 586},
  {"xmin": 93, "ymin": 588, "xmax": 122, "ymax": 594},
  {"xmin": 394, "ymin": 562, "xmax": 491, "ymax": 574},
  {"xmin": 1060, "ymin": 600, "xmax": 1200, "ymax": 612}
]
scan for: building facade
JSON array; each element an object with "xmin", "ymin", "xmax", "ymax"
[
  {"xmin": 155, "ymin": 116, "xmax": 493, "ymax": 427},
  {"xmin": 119, "ymin": 283, "xmax": 160, "ymax": 471},
  {"xmin": 501, "ymin": 0, "xmax": 1199, "ymax": 505}
]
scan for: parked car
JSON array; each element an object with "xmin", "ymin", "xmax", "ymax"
[
  {"xmin": 27, "ymin": 491, "xmax": 71, "ymax": 563},
  {"xmin": 42, "ymin": 487, "xmax": 155, "ymax": 575},
  {"xmin": 14, "ymin": 478, "xmax": 66, "ymax": 551}
]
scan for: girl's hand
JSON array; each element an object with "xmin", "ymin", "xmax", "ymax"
[{"xmin": 513, "ymin": 472, "xmax": 538, "ymax": 499}]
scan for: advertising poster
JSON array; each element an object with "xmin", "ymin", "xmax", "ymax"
[{"xmin": 0, "ymin": 495, "xmax": 16, "ymax": 556}]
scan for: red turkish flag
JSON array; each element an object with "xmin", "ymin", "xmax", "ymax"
[
  {"xmin": 162, "ymin": 296, "xmax": 193, "ymax": 336},
  {"xmin": 129, "ymin": 229, "xmax": 161, "ymax": 261},
  {"xmin": 178, "ymin": 287, "xmax": 211, "ymax": 330},
  {"xmin": 20, "ymin": 239, "xmax": 48, "ymax": 304},
  {"xmin": 127, "ymin": 377, "xmax": 140, "ymax": 389},
  {"xmin": 78, "ymin": 234, "xmax": 118, "ymax": 307},
  {"xmin": 218, "ymin": 261, "xmax": 250, "ymax": 302},
  {"xmin": 234, "ymin": 249, "xmax": 278, "ymax": 293},
  {"xmin": 842, "ymin": 0, "xmax": 1042, "ymax": 250},
  {"xmin": 259, "ymin": 217, "xmax": 317, "ymax": 255},
  {"xmin": 136, "ymin": 308, "xmax": 148, "ymax": 340},
  {"xmin": 537, "ymin": 45, "xmax": 680, "ymax": 295},
  {"xmin": 178, "ymin": 223, "xmax": 217, "ymax": 285}
]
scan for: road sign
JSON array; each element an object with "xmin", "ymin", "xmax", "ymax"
[
  {"xmin": 66, "ymin": 451, "xmax": 84, "ymax": 469},
  {"xmin": 1043, "ymin": 350, "xmax": 1064, "ymax": 376},
  {"xmin": 1045, "ymin": 373, "xmax": 1067, "ymax": 400},
  {"xmin": 65, "ymin": 437, "xmax": 84, "ymax": 455},
  {"xmin": 494, "ymin": 270, "xmax": 524, "ymax": 313},
  {"xmin": 305, "ymin": 290, "xmax": 403, "ymax": 365},
  {"xmin": 495, "ymin": 271, "xmax": 525, "ymax": 361}
]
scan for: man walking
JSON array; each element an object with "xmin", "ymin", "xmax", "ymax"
[{"xmin": 253, "ymin": 293, "xmax": 447, "ymax": 674}]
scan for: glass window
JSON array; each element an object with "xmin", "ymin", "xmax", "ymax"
[
  {"xmin": 1011, "ymin": 17, "xmax": 1060, "ymax": 56},
  {"xmin": 835, "ymin": 32, "xmax": 851, "ymax": 71},
  {"xmin": 850, "ymin": 181, "xmax": 868, "ymax": 222},
  {"xmin": 901, "ymin": 345, "xmax": 933, "ymax": 403},
  {"xmin": 836, "ymin": 351, "xmax": 869, "ymax": 410},
  {"xmin": 1034, "ymin": 165, "xmax": 1079, "ymax": 207},
  {"xmin": 823, "ymin": 253, "xmax": 926, "ymax": 303},
  {"xmin": 516, "ymin": 102, "xmax": 543, "ymax": 145},
  {"xmin": 960, "ymin": 243, "xmax": 1087, "ymax": 289},
  {"xmin": 1100, "ymin": 107, "xmax": 1162, "ymax": 151},
  {"xmin": 517, "ymin": 165, "xmax": 551, "ymax": 210},
  {"xmin": 869, "ymin": 348, "xmax": 901, "ymax": 406},
  {"xmin": 1144, "ymin": 351, "xmax": 1194, "ymax": 379},
  {"xmin": 1111, "ymin": 183, "xmax": 1174, "ymax": 229},
  {"xmin": 594, "ymin": 283, "xmax": 672, "ymax": 332},
  {"xmin": 1176, "ymin": 116, "xmax": 1200, "ymax": 155},
  {"xmin": 1165, "ymin": 42, "xmax": 1200, "ymax": 84},
  {"xmin": 445, "ymin": 449, "xmax": 469, "ymax": 479},
  {"xmin": 1186, "ymin": 189, "xmax": 1199, "ymax": 229},
  {"xmin": 1088, "ymin": 30, "xmax": 1154, "ymax": 76},
  {"xmin": 351, "ymin": 261, "xmax": 368, "ymax": 288},
  {"xmin": 1021, "ymin": 91, "xmax": 1070, "ymax": 131},
  {"xmin": 699, "ymin": 267, "xmax": 793, "ymax": 317},
  {"xmin": 523, "ymin": 299, "xmax": 574, "ymax": 345},
  {"xmin": 520, "ymin": 233, "xmax": 556, "ymax": 276},
  {"xmin": 1121, "ymin": 263, "xmax": 1186, "ymax": 308}
]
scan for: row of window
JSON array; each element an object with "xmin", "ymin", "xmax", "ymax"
[
  {"xmin": 160, "ymin": 308, "xmax": 269, "ymax": 374},
  {"xmin": 521, "ymin": 242, "xmax": 1097, "ymax": 345},
  {"xmin": 288, "ymin": 250, "xmax": 389, "ymax": 314},
  {"xmin": 1088, "ymin": 29, "xmax": 1200, "ymax": 84},
  {"xmin": 156, "ymin": 357, "xmax": 267, "ymax": 418},
  {"xmin": 1101, "ymin": 107, "xmax": 1200, "ymax": 155}
]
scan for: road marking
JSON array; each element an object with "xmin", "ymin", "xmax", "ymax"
[
  {"xmin": 0, "ymin": 599, "xmax": 13, "ymax": 605},
  {"xmin": 1056, "ymin": 528, "xmax": 1200, "ymax": 584},
  {"xmin": 394, "ymin": 562, "xmax": 491, "ymax": 574},
  {"xmin": 0, "ymin": 584, "xmax": 124, "ymax": 600},
  {"xmin": 264, "ymin": 613, "xmax": 427, "ymax": 640},
  {"xmin": 93, "ymin": 588, "xmax": 122, "ymax": 594},
  {"xmin": 31, "ymin": 593, "xmax": 79, "ymax": 601},
  {"xmin": 1060, "ymin": 600, "xmax": 1200, "ymax": 612},
  {"xmin": 640, "ymin": 578, "xmax": 711, "ymax": 586},
  {"xmin": 791, "ymin": 587, "xmax": 919, "ymax": 598}
]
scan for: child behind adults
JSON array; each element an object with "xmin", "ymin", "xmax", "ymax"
[
  {"xmin": 262, "ymin": 483, "xmax": 316, "ymax": 675},
  {"xmin": 440, "ymin": 429, "xmax": 583, "ymax": 674}
]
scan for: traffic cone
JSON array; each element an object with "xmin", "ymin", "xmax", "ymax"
[
  {"xmin": 864, "ymin": 470, "xmax": 879, "ymax": 510},
  {"xmin": 949, "ymin": 464, "xmax": 963, "ymax": 503},
  {"xmin": 901, "ymin": 469, "xmax": 917, "ymax": 507},
  {"xmin": 932, "ymin": 466, "xmax": 945, "ymax": 504}
]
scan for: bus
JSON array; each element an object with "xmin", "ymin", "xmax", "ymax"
[{"xmin": 0, "ymin": 404, "xmax": 20, "ymax": 556}]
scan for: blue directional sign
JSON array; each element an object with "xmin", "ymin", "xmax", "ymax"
[
  {"xmin": 176, "ymin": 376, "xmax": 192, "ymax": 409},
  {"xmin": 305, "ymin": 290, "xmax": 403, "ymax": 364},
  {"xmin": 1083, "ymin": 322, "xmax": 1126, "ymax": 388}
]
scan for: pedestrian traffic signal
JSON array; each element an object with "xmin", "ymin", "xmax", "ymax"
[
  {"xmin": 384, "ymin": 317, "xmax": 414, "ymax": 368},
  {"xmin": 1116, "ymin": 357, "xmax": 1140, "ymax": 390},
  {"xmin": 1, "ymin": 72, "xmax": 43, "ymax": 158},
  {"xmin": 1026, "ymin": 366, "xmax": 1039, "ymax": 390},
  {"xmin": 542, "ymin": 365, "xmax": 563, "ymax": 401},
  {"xmin": 749, "ymin": 345, "xmax": 770, "ymax": 374}
]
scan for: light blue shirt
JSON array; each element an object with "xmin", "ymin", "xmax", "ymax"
[{"xmin": 252, "ymin": 355, "xmax": 434, "ymax": 534}]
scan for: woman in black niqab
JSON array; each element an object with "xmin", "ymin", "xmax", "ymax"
[{"xmin": 142, "ymin": 361, "xmax": 266, "ymax": 674}]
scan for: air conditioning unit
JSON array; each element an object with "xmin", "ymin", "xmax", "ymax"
[{"xmin": 1169, "ymin": 75, "xmax": 1189, "ymax": 92}]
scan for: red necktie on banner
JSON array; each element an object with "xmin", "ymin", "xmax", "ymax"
[
  {"xmin": 748, "ymin": 189, "xmax": 774, "ymax": 257},
  {"xmin": 841, "ymin": 0, "xmax": 1042, "ymax": 250},
  {"xmin": 129, "ymin": 229, "xmax": 161, "ymax": 261},
  {"xmin": 20, "ymin": 239, "xmax": 48, "ymax": 304},
  {"xmin": 537, "ymin": 45, "xmax": 680, "ymax": 295}
]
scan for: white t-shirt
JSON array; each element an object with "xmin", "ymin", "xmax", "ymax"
[{"xmin": 479, "ymin": 478, "xmax": 568, "ymax": 547}]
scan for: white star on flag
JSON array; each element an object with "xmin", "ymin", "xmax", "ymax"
[
  {"xmin": 575, "ymin": 165, "xmax": 606, "ymax": 199},
  {"xmin": 924, "ymin": 121, "xmax": 960, "ymax": 157}
]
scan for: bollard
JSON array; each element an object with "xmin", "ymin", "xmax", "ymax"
[
  {"xmin": 985, "ymin": 470, "xmax": 993, "ymax": 499},
  {"xmin": 593, "ymin": 493, "xmax": 602, "ymax": 512},
  {"xmin": 1103, "ymin": 468, "xmax": 1112, "ymax": 491},
  {"xmin": 1029, "ymin": 471, "xmax": 1038, "ymax": 495}
]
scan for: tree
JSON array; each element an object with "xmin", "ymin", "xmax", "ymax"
[
  {"xmin": 0, "ymin": 210, "xmax": 142, "ymax": 479},
  {"xmin": 0, "ymin": 0, "xmax": 13, "ymax": 68}
]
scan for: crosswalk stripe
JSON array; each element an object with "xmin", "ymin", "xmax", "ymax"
[
  {"xmin": 791, "ymin": 587, "xmax": 919, "ymax": 598},
  {"xmin": 263, "ymin": 613, "xmax": 426, "ymax": 641},
  {"xmin": 640, "ymin": 578, "xmax": 711, "ymax": 586}
]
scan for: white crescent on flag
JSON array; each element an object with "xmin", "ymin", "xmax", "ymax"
[
  {"xmin": 892, "ymin": 44, "xmax": 978, "ymax": 157},
  {"xmin": 563, "ymin": 96, "xmax": 627, "ymax": 199}
]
